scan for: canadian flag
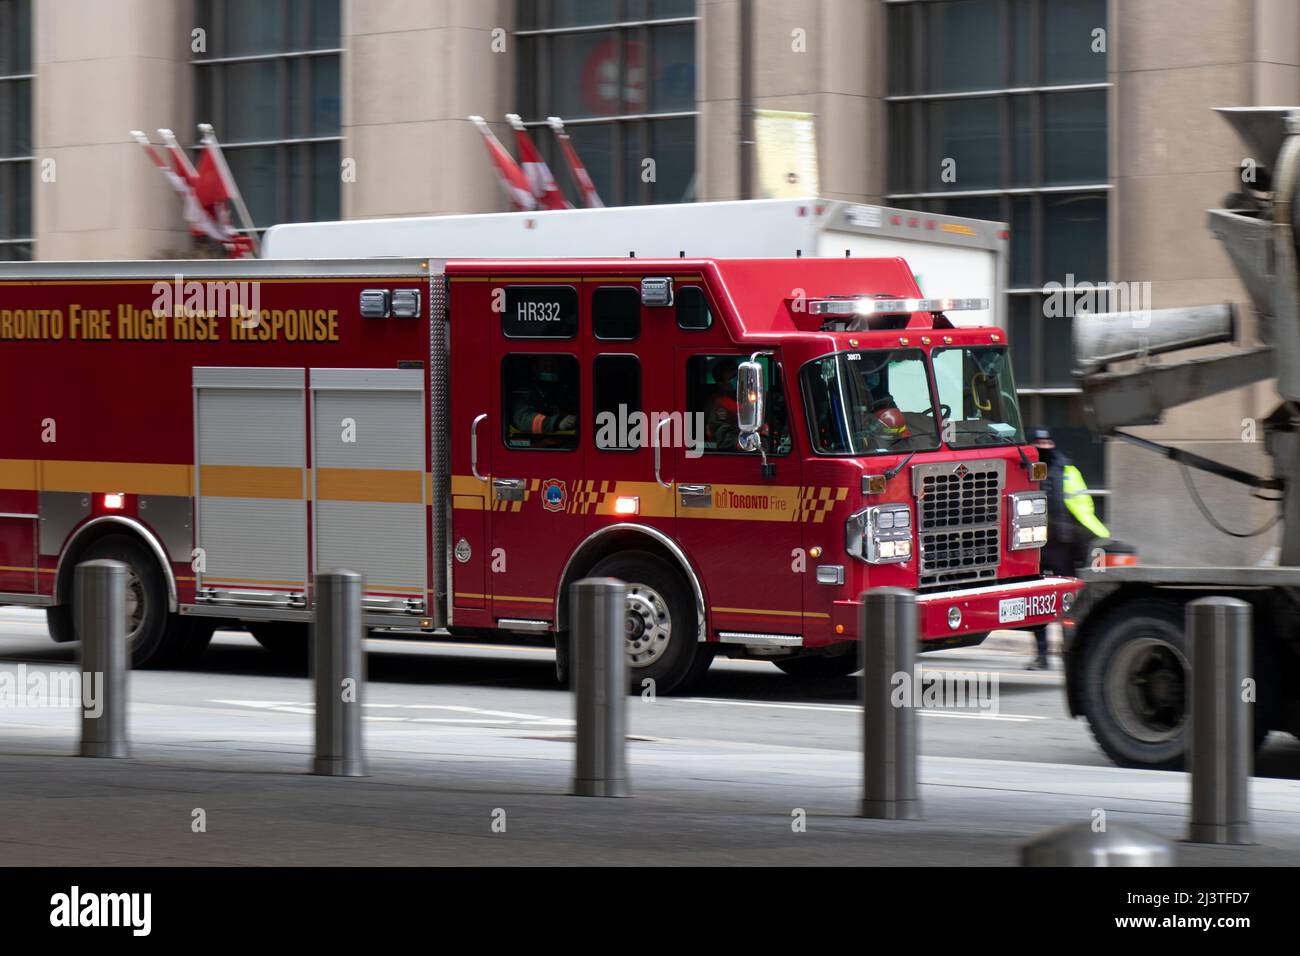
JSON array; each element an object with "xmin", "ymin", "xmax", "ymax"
[
  {"xmin": 548, "ymin": 116, "xmax": 604, "ymax": 208},
  {"xmin": 506, "ymin": 113, "xmax": 569, "ymax": 210},
  {"xmin": 470, "ymin": 115, "xmax": 538, "ymax": 211}
]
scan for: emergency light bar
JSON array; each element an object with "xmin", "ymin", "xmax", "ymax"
[{"xmin": 808, "ymin": 297, "xmax": 990, "ymax": 316}]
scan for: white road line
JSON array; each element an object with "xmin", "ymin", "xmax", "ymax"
[
  {"xmin": 675, "ymin": 697, "xmax": 1044, "ymax": 722},
  {"xmin": 208, "ymin": 699, "xmax": 574, "ymax": 726}
]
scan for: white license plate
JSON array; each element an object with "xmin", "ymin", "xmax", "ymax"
[{"xmin": 998, "ymin": 597, "xmax": 1027, "ymax": 624}]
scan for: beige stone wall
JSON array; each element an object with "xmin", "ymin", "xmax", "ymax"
[
  {"xmin": 1104, "ymin": 0, "xmax": 1300, "ymax": 564},
  {"xmin": 32, "ymin": 0, "xmax": 195, "ymax": 260},
  {"xmin": 697, "ymin": 0, "xmax": 882, "ymax": 203},
  {"xmin": 342, "ymin": 0, "xmax": 515, "ymax": 219}
]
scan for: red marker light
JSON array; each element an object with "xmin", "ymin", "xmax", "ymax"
[{"xmin": 103, "ymin": 493, "xmax": 125, "ymax": 510}]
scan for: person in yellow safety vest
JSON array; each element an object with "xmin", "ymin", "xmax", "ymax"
[{"xmin": 1024, "ymin": 425, "xmax": 1109, "ymax": 670}]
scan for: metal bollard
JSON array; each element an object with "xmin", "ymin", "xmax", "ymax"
[
  {"xmin": 312, "ymin": 569, "xmax": 366, "ymax": 777},
  {"xmin": 571, "ymin": 577, "xmax": 628, "ymax": 797},
  {"xmin": 1187, "ymin": 596, "xmax": 1253, "ymax": 844},
  {"xmin": 1022, "ymin": 822, "xmax": 1175, "ymax": 866},
  {"xmin": 77, "ymin": 559, "xmax": 129, "ymax": 758},
  {"xmin": 859, "ymin": 588, "xmax": 920, "ymax": 820}
]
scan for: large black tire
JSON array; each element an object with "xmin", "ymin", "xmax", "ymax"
[
  {"xmin": 774, "ymin": 655, "xmax": 860, "ymax": 679},
  {"xmin": 586, "ymin": 550, "xmax": 713, "ymax": 695},
  {"xmin": 49, "ymin": 534, "xmax": 201, "ymax": 668},
  {"xmin": 1077, "ymin": 597, "xmax": 1266, "ymax": 770}
]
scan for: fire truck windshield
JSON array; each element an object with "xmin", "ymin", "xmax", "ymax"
[
  {"xmin": 801, "ymin": 348, "xmax": 941, "ymax": 455},
  {"xmin": 931, "ymin": 345, "xmax": 1026, "ymax": 448}
]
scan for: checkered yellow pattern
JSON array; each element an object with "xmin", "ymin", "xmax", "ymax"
[
  {"xmin": 793, "ymin": 486, "xmax": 850, "ymax": 523},
  {"xmin": 567, "ymin": 479, "xmax": 614, "ymax": 515}
]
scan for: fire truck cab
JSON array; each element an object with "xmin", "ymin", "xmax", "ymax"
[{"xmin": 0, "ymin": 254, "xmax": 1080, "ymax": 692}]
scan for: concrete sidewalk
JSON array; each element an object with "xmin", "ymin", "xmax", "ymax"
[{"xmin": 0, "ymin": 706, "xmax": 1295, "ymax": 866}]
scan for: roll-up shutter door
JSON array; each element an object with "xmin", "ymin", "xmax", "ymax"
[
  {"xmin": 193, "ymin": 367, "xmax": 308, "ymax": 607},
  {"xmin": 310, "ymin": 368, "xmax": 427, "ymax": 614}
]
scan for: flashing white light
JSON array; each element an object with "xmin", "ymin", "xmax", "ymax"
[
  {"xmin": 103, "ymin": 493, "xmax": 125, "ymax": 510},
  {"xmin": 808, "ymin": 297, "xmax": 990, "ymax": 317},
  {"xmin": 614, "ymin": 496, "xmax": 640, "ymax": 516}
]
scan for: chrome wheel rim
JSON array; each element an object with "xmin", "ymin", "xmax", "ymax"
[
  {"xmin": 1105, "ymin": 636, "xmax": 1187, "ymax": 744},
  {"xmin": 124, "ymin": 567, "xmax": 144, "ymax": 645},
  {"xmin": 624, "ymin": 584, "xmax": 671, "ymax": 668}
]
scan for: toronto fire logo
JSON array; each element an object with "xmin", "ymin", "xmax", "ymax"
[{"xmin": 542, "ymin": 478, "xmax": 567, "ymax": 512}]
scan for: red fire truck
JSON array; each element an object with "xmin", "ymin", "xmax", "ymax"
[{"xmin": 0, "ymin": 255, "xmax": 1080, "ymax": 692}]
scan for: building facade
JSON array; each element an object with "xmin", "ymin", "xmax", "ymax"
[{"xmin": 8, "ymin": 0, "xmax": 1300, "ymax": 562}]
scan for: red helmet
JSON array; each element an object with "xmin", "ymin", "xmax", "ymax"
[{"xmin": 873, "ymin": 405, "xmax": 909, "ymax": 437}]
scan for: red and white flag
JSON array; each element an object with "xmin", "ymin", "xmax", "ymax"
[
  {"xmin": 132, "ymin": 129, "xmax": 229, "ymax": 246},
  {"xmin": 548, "ymin": 116, "xmax": 604, "ymax": 209},
  {"xmin": 506, "ymin": 113, "xmax": 569, "ymax": 210},
  {"xmin": 133, "ymin": 128, "xmax": 257, "ymax": 257},
  {"xmin": 470, "ymin": 115, "xmax": 538, "ymax": 211},
  {"xmin": 194, "ymin": 125, "xmax": 258, "ymax": 257}
]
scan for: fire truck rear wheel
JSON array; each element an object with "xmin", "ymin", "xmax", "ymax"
[
  {"xmin": 587, "ymin": 551, "xmax": 712, "ymax": 694},
  {"xmin": 49, "ymin": 534, "xmax": 197, "ymax": 669}
]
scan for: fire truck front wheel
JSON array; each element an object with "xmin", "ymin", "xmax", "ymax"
[
  {"xmin": 46, "ymin": 534, "xmax": 208, "ymax": 668},
  {"xmin": 587, "ymin": 551, "xmax": 713, "ymax": 694}
]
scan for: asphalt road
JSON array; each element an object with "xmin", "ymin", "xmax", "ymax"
[{"xmin": 3, "ymin": 607, "xmax": 1298, "ymax": 778}]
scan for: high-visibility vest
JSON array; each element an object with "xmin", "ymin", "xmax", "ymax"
[{"xmin": 1062, "ymin": 464, "xmax": 1109, "ymax": 539}]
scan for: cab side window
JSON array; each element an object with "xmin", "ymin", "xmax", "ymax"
[
  {"xmin": 686, "ymin": 354, "xmax": 790, "ymax": 456},
  {"xmin": 676, "ymin": 286, "xmax": 712, "ymax": 331},
  {"xmin": 593, "ymin": 355, "xmax": 641, "ymax": 452},
  {"xmin": 502, "ymin": 354, "xmax": 579, "ymax": 451},
  {"xmin": 592, "ymin": 287, "xmax": 640, "ymax": 341}
]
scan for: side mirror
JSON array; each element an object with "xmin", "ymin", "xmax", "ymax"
[{"xmin": 736, "ymin": 361, "xmax": 765, "ymax": 440}]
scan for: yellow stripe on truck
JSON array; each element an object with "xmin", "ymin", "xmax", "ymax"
[
  {"xmin": 316, "ymin": 467, "xmax": 423, "ymax": 504},
  {"xmin": 199, "ymin": 465, "xmax": 302, "ymax": 500}
]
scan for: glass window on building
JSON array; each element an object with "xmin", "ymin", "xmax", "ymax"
[
  {"xmin": 194, "ymin": 0, "xmax": 342, "ymax": 233},
  {"xmin": 516, "ymin": 1, "xmax": 698, "ymax": 206},
  {"xmin": 886, "ymin": 0, "xmax": 1108, "ymax": 487},
  {"xmin": 0, "ymin": 0, "xmax": 32, "ymax": 261}
]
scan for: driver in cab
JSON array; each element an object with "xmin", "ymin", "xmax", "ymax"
[
  {"xmin": 853, "ymin": 370, "xmax": 912, "ymax": 450},
  {"xmin": 510, "ymin": 355, "xmax": 577, "ymax": 447}
]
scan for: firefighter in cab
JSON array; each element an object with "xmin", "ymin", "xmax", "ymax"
[
  {"xmin": 705, "ymin": 357, "xmax": 741, "ymax": 450},
  {"xmin": 510, "ymin": 355, "xmax": 577, "ymax": 447},
  {"xmin": 1025, "ymin": 425, "xmax": 1109, "ymax": 669}
]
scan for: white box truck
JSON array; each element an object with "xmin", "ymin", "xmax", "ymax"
[{"xmin": 263, "ymin": 198, "xmax": 1009, "ymax": 328}]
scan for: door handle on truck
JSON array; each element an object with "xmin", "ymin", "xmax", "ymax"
[
  {"xmin": 492, "ymin": 478, "xmax": 525, "ymax": 502},
  {"xmin": 678, "ymin": 483, "xmax": 712, "ymax": 508},
  {"xmin": 471, "ymin": 413, "xmax": 488, "ymax": 482},
  {"xmin": 653, "ymin": 417, "xmax": 672, "ymax": 489}
]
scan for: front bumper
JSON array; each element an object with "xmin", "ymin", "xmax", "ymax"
[
  {"xmin": 824, "ymin": 575, "xmax": 1083, "ymax": 646},
  {"xmin": 914, "ymin": 576, "xmax": 1081, "ymax": 641}
]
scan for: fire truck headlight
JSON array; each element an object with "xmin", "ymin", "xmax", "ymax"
[
  {"xmin": 847, "ymin": 505, "xmax": 912, "ymax": 564},
  {"xmin": 1009, "ymin": 491, "xmax": 1048, "ymax": 550}
]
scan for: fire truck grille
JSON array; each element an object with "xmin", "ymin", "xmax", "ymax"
[{"xmin": 914, "ymin": 460, "xmax": 1005, "ymax": 589}]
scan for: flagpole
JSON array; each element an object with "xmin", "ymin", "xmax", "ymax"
[{"xmin": 197, "ymin": 123, "xmax": 261, "ymax": 257}]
